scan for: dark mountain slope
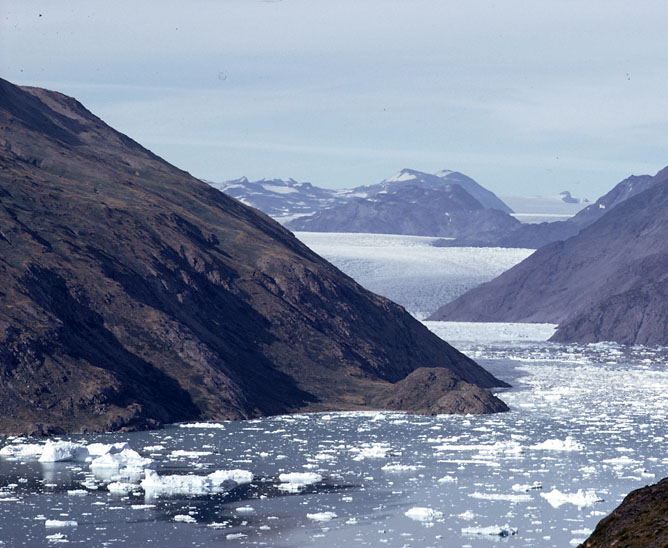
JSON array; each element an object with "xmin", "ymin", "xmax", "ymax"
[
  {"xmin": 580, "ymin": 478, "xmax": 668, "ymax": 548},
  {"xmin": 286, "ymin": 185, "xmax": 520, "ymax": 237},
  {"xmin": 0, "ymin": 78, "xmax": 507, "ymax": 434},
  {"xmin": 430, "ymin": 167, "xmax": 668, "ymax": 345},
  {"xmin": 436, "ymin": 174, "xmax": 655, "ymax": 249}
]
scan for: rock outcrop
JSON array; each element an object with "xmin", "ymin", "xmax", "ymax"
[
  {"xmin": 0, "ymin": 78, "xmax": 508, "ymax": 434},
  {"xmin": 579, "ymin": 478, "xmax": 668, "ymax": 548}
]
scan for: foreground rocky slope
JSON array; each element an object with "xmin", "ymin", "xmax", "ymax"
[
  {"xmin": 0, "ymin": 78, "xmax": 508, "ymax": 434},
  {"xmin": 580, "ymin": 478, "xmax": 668, "ymax": 548},
  {"xmin": 430, "ymin": 168, "xmax": 668, "ymax": 344}
]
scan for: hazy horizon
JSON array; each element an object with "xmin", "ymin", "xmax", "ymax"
[{"xmin": 3, "ymin": 0, "xmax": 668, "ymax": 198}]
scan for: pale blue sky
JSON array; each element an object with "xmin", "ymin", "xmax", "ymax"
[{"xmin": 3, "ymin": 0, "xmax": 668, "ymax": 198}]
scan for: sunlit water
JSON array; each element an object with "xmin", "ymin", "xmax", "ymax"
[{"xmin": 2, "ymin": 323, "xmax": 667, "ymax": 547}]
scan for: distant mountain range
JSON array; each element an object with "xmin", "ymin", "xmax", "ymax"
[
  {"xmin": 0, "ymin": 78, "xmax": 508, "ymax": 434},
  {"xmin": 212, "ymin": 169, "xmax": 518, "ymax": 239},
  {"xmin": 430, "ymin": 168, "xmax": 668, "ymax": 345}
]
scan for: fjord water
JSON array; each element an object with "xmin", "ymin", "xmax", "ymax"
[
  {"xmin": 2, "ymin": 238, "xmax": 664, "ymax": 547},
  {"xmin": 1, "ymin": 323, "xmax": 666, "ymax": 547}
]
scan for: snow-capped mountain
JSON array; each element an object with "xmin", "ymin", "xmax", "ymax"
[
  {"xmin": 208, "ymin": 169, "xmax": 513, "ymax": 227},
  {"xmin": 207, "ymin": 177, "xmax": 349, "ymax": 221},
  {"xmin": 362, "ymin": 169, "xmax": 513, "ymax": 213},
  {"xmin": 285, "ymin": 184, "xmax": 520, "ymax": 238}
]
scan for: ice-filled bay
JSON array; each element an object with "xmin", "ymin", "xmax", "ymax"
[
  {"xmin": 1, "ymin": 328, "xmax": 667, "ymax": 547},
  {"xmin": 1, "ymin": 234, "xmax": 664, "ymax": 547}
]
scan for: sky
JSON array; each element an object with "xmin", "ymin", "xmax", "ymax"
[{"xmin": 3, "ymin": 0, "xmax": 668, "ymax": 198}]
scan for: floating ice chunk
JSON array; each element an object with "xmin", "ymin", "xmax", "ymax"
[
  {"xmin": 107, "ymin": 482, "xmax": 136, "ymax": 495},
  {"xmin": 140, "ymin": 469, "xmax": 251, "ymax": 497},
  {"xmin": 45, "ymin": 520, "xmax": 78, "ymax": 528},
  {"xmin": 469, "ymin": 492, "xmax": 532, "ymax": 502},
  {"xmin": 85, "ymin": 442, "xmax": 129, "ymax": 457},
  {"xmin": 89, "ymin": 448, "xmax": 153, "ymax": 476},
  {"xmin": 530, "ymin": 437, "xmax": 584, "ymax": 451},
  {"xmin": 66, "ymin": 490, "xmax": 87, "ymax": 496},
  {"xmin": 458, "ymin": 510, "xmax": 476, "ymax": 520},
  {"xmin": 236, "ymin": 506, "xmax": 255, "ymax": 514},
  {"xmin": 39, "ymin": 442, "xmax": 89, "ymax": 463},
  {"xmin": 405, "ymin": 507, "xmax": 443, "ymax": 522},
  {"xmin": 0, "ymin": 443, "xmax": 44, "ymax": 459},
  {"xmin": 512, "ymin": 482, "xmax": 542, "ymax": 492},
  {"xmin": 45, "ymin": 532, "xmax": 68, "ymax": 542},
  {"xmin": 381, "ymin": 464, "xmax": 423, "ymax": 472},
  {"xmin": 226, "ymin": 533, "xmax": 247, "ymax": 540},
  {"xmin": 437, "ymin": 475, "xmax": 458, "ymax": 483},
  {"xmin": 179, "ymin": 422, "xmax": 227, "ymax": 429},
  {"xmin": 351, "ymin": 443, "xmax": 392, "ymax": 460},
  {"xmin": 169, "ymin": 450, "xmax": 213, "ymax": 458},
  {"xmin": 173, "ymin": 514, "xmax": 196, "ymax": 523},
  {"xmin": 143, "ymin": 445, "xmax": 165, "ymax": 452},
  {"xmin": 461, "ymin": 524, "xmax": 518, "ymax": 537},
  {"xmin": 307, "ymin": 511, "xmax": 337, "ymax": 521},
  {"xmin": 209, "ymin": 469, "xmax": 253, "ymax": 486},
  {"xmin": 541, "ymin": 489, "xmax": 603, "ymax": 508},
  {"xmin": 141, "ymin": 470, "xmax": 213, "ymax": 496},
  {"xmin": 278, "ymin": 472, "xmax": 322, "ymax": 487}
]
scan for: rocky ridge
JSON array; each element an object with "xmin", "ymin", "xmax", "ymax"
[{"xmin": 0, "ymin": 78, "xmax": 508, "ymax": 434}]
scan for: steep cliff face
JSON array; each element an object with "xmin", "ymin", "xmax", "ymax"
[
  {"xmin": 430, "ymin": 168, "xmax": 668, "ymax": 345},
  {"xmin": 0, "ymin": 79, "xmax": 507, "ymax": 434}
]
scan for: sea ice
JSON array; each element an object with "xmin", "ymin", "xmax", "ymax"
[
  {"xmin": 45, "ymin": 520, "xmax": 78, "ymax": 528},
  {"xmin": 39, "ymin": 442, "xmax": 90, "ymax": 463},
  {"xmin": 461, "ymin": 524, "xmax": 518, "ymax": 537},
  {"xmin": 173, "ymin": 515, "xmax": 196, "ymax": 523},
  {"xmin": 541, "ymin": 489, "xmax": 603, "ymax": 509},
  {"xmin": 0, "ymin": 443, "xmax": 44, "ymax": 459},
  {"xmin": 531, "ymin": 437, "xmax": 584, "ymax": 451},
  {"xmin": 307, "ymin": 511, "xmax": 337, "ymax": 521},
  {"xmin": 404, "ymin": 507, "xmax": 443, "ymax": 522}
]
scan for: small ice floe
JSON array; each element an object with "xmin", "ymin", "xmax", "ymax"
[
  {"xmin": 405, "ymin": 507, "xmax": 443, "ymax": 522},
  {"xmin": 141, "ymin": 469, "xmax": 252, "ymax": 497},
  {"xmin": 307, "ymin": 511, "xmax": 337, "ymax": 522},
  {"xmin": 226, "ymin": 533, "xmax": 247, "ymax": 540},
  {"xmin": 461, "ymin": 524, "xmax": 518, "ymax": 537},
  {"xmin": 0, "ymin": 443, "xmax": 44, "ymax": 460},
  {"xmin": 89, "ymin": 448, "xmax": 154, "ymax": 480},
  {"xmin": 541, "ymin": 488, "xmax": 603, "ymax": 508},
  {"xmin": 437, "ymin": 475, "xmax": 458, "ymax": 483},
  {"xmin": 235, "ymin": 506, "xmax": 255, "ymax": 514},
  {"xmin": 179, "ymin": 422, "xmax": 227, "ymax": 429},
  {"xmin": 458, "ymin": 510, "xmax": 476, "ymax": 520},
  {"xmin": 512, "ymin": 482, "xmax": 543, "ymax": 492},
  {"xmin": 278, "ymin": 472, "xmax": 322, "ymax": 492},
  {"xmin": 45, "ymin": 520, "xmax": 78, "ymax": 528},
  {"xmin": 66, "ymin": 490, "xmax": 88, "ymax": 496},
  {"xmin": 130, "ymin": 504, "xmax": 155, "ymax": 510},
  {"xmin": 469, "ymin": 492, "xmax": 532, "ymax": 502},
  {"xmin": 143, "ymin": 445, "xmax": 165, "ymax": 452},
  {"xmin": 351, "ymin": 443, "xmax": 393, "ymax": 460},
  {"xmin": 86, "ymin": 442, "xmax": 130, "ymax": 457},
  {"xmin": 39, "ymin": 442, "xmax": 90, "ymax": 463},
  {"xmin": 169, "ymin": 450, "xmax": 213, "ymax": 459},
  {"xmin": 530, "ymin": 436, "xmax": 584, "ymax": 451},
  {"xmin": 381, "ymin": 464, "xmax": 423, "ymax": 473},
  {"xmin": 45, "ymin": 532, "xmax": 68, "ymax": 543},
  {"xmin": 173, "ymin": 514, "xmax": 196, "ymax": 523},
  {"xmin": 106, "ymin": 482, "xmax": 136, "ymax": 495}
]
